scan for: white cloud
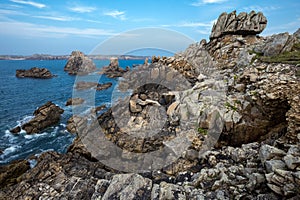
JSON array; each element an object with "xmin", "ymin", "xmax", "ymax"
[
  {"xmin": 191, "ymin": 0, "xmax": 227, "ymax": 6},
  {"xmin": 242, "ymin": 5, "xmax": 280, "ymax": 13},
  {"xmin": 69, "ymin": 6, "xmax": 96, "ymax": 13},
  {"xmin": 162, "ymin": 21, "xmax": 212, "ymax": 28},
  {"xmin": 104, "ymin": 10, "xmax": 127, "ymax": 20},
  {"xmin": 0, "ymin": 8, "xmax": 28, "ymax": 16},
  {"xmin": 0, "ymin": 21, "xmax": 115, "ymax": 38},
  {"xmin": 10, "ymin": 0, "xmax": 46, "ymax": 8},
  {"xmin": 34, "ymin": 15, "xmax": 77, "ymax": 22}
]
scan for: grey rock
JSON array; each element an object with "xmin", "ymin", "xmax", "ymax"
[
  {"xmin": 265, "ymin": 160, "xmax": 286, "ymax": 173},
  {"xmin": 64, "ymin": 51, "xmax": 96, "ymax": 75},
  {"xmin": 210, "ymin": 11, "xmax": 267, "ymax": 39},
  {"xmin": 260, "ymin": 145, "xmax": 286, "ymax": 164},
  {"xmin": 102, "ymin": 173, "xmax": 152, "ymax": 200}
]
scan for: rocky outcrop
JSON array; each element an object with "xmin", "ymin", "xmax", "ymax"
[
  {"xmin": 10, "ymin": 101, "xmax": 64, "ymax": 134},
  {"xmin": 0, "ymin": 160, "xmax": 30, "ymax": 188},
  {"xmin": 2, "ymin": 11, "xmax": 300, "ymax": 199},
  {"xmin": 64, "ymin": 51, "xmax": 96, "ymax": 75},
  {"xmin": 65, "ymin": 98, "xmax": 84, "ymax": 106},
  {"xmin": 16, "ymin": 67, "xmax": 54, "ymax": 79},
  {"xmin": 254, "ymin": 30, "xmax": 300, "ymax": 57},
  {"xmin": 75, "ymin": 81, "xmax": 112, "ymax": 91},
  {"xmin": 99, "ymin": 57, "xmax": 129, "ymax": 78},
  {"xmin": 96, "ymin": 82, "xmax": 112, "ymax": 91},
  {"xmin": 66, "ymin": 115, "xmax": 87, "ymax": 134},
  {"xmin": 210, "ymin": 10, "xmax": 267, "ymax": 39}
]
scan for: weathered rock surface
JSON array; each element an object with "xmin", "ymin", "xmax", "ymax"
[
  {"xmin": 64, "ymin": 51, "xmax": 96, "ymax": 75},
  {"xmin": 65, "ymin": 97, "xmax": 84, "ymax": 106},
  {"xmin": 99, "ymin": 57, "xmax": 129, "ymax": 78},
  {"xmin": 66, "ymin": 115, "xmax": 88, "ymax": 134},
  {"xmin": 75, "ymin": 81, "xmax": 113, "ymax": 91},
  {"xmin": 96, "ymin": 82, "xmax": 112, "ymax": 91},
  {"xmin": 210, "ymin": 10, "xmax": 267, "ymax": 39},
  {"xmin": 10, "ymin": 101, "xmax": 64, "ymax": 134},
  {"xmin": 16, "ymin": 67, "xmax": 54, "ymax": 79},
  {"xmin": 2, "ymin": 11, "xmax": 300, "ymax": 199}
]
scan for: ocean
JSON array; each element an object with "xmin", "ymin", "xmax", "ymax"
[{"xmin": 0, "ymin": 59, "xmax": 145, "ymax": 165}]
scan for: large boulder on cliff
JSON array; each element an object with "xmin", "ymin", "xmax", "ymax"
[
  {"xmin": 210, "ymin": 10, "xmax": 267, "ymax": 39},
  {"xmin": 10, "ymin": 101, "xmax": 64, "ymax": 134},
  {"xmin": 16, "ymin": 67, "xmax": 54, "ymax": 79},
  {"xmin": 64, "ymin": 51, "xmax": 96, "ymax": 75}
]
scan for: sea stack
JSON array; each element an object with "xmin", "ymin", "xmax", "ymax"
[{"xmin": 64, "ymin": 51, "xmax": 96, "ymax": 75}]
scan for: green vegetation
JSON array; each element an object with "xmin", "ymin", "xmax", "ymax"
[
  {"xmin": 197, "ymin": 127, "xmax": 208, "ymax": 135},
  {"xmin": 225, "ymin": 101, "xmax": 238, "ymax": 111},
  {"xmin": 250, "ymin": 43, "xmax": 300, "ymax": 65}
]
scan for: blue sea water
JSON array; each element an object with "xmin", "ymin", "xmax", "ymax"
[{"xmin": 0, "ymin": 59, "xmax": 145, "ymax": 165}]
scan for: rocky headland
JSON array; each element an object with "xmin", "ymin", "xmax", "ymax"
[
  {"xmin": 16, "ymin": 67, "xmax": 54, "ymax": 79},
  {"xmin": 1, "ymin": 10, "xmax": 300, "ymax": 199}
]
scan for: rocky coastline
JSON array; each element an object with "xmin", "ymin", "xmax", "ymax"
[{"xmin": 1, "ymin": 10, "xmax": 300, "ymax": 199}]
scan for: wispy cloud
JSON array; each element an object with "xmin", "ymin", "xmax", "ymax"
[
  {"xmin": 0, "ymin": 8, "xmax": 28, "ymax": 16},
  {"xmin": 191, "ymin": 0, "xmax": 227, "ymax": 6},
  {"xmin": 10, "ymin": 0, "xmax": 46, "ymax": 9},
  {"xmin": 0, "ymin": 21, "xmax": 115, "ymax": 38},
  {"xmin": 162, "ymin": 21, "xmax": 212, "ymax": 28},
  {"xmin": 69, "ymin": 6, "xmax": 96, "ymax": 13},
  {"xmin": 242, "ymin": 5, "xmax": 280, "ymax": 13},
  {"xmin": 104, "ymin": 10, "xmax": 126, "ymax": 20},
  {"xmin": 33, "ymin": 15, "xmax": 77, "ymax": 22}
]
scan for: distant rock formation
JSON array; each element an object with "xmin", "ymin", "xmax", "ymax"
[
  {"xmin": 210, "ymin": 10, "xmax": 267, "ymax": 39},
  {"xmin": 64, "ymin": 51, "xmax": 96, "ymax": 75},
  {"xmin": 10, "ymin": 101, "xmax": 64, "ymax": 134},
  {"xmin": 16, "ymin": 67, "xmax": 54, "ymax": 79},
  {"xmin": 65, "ymin": 98, "xmax": 84, "ymax": 106},
  {"xmin": 99, "ymin": 57, "xmax": 129, "ymax": 78},
  {"xmin": 75, "ymin": 81, "xmax": 112, "ymax": 91}
]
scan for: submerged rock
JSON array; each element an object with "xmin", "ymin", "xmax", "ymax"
[
  {"xmin": 64, "ymin": 51, "xmax": 96, "ymax": 75},
  {"xmin": 16, "ymin": 67, "xmax": 54, "ymax": 79}
]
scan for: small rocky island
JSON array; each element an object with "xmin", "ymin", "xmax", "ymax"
[
  {"xmin": 64, "ymin": 51, "xmax": 96, "ymax": 75},
  {"xmin": 1, "ymin": 10, "xmax": 300, "ymax": 199},
  {"xmin": 10, "ymin": 101, "xmax": 64, "ymax": 134},
  {"xmin": 99, "ymin": 57, "xmax": 130, "ymax": 78},
  {"xmin": 16, "ymin": 67, "xmax": 54, "ymax": 79}
]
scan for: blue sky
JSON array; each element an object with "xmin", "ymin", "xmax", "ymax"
[{"xmin": 0, "ymin": 0, "xmax": 299, "ymax": 55}]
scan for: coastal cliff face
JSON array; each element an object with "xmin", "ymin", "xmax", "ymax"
[{"xmin": 1, "ymin": 11, "xmax": 300, "ymax": 199}]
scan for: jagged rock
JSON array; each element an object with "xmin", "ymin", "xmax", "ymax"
[
  {"xmin": 9, "ymin": 126, "xmax": 21, "ymax": 134},
  {"xmin": 260, "ymin": 145, "xmax": 286, "ymax": 164},
  {"xmin": 13, "ymin": 101, "xmax": 64, "ymax": 134},
  {"xmin": 210, "ymin": 10, "xmax": 267, "ymax": 39},
  {"xmin": 66, "ymin": 115, "xmax": 88, "ymax": 134},
  {"xmin": 99, "ymin": 57, "xmax": 129, "ymax": 78},
  {"xmin": 91, "ymin": 105, "xmax": 107, "ymax": 114},
  {"xmin": 75, "ymin": 81, "xmax": 98, "ymax": 90},
  {"xmin": 16, "ymin": 67, "xmax": 54, "ymax": 79},
  {"xmin": 0, "ymin": 160, "xmax": 30, "ymax": 188},
  {"xmin": 64, "ymin": 51, "xmax": 96, "ymax": 75},
  {"xmin": 96, "ymin": 82, "xmax": 112, "ymax": 91},
  {"xmin": 259, "ymin": 32, "xmax": 299, "ymax": 56},
  {"xmin": 65, "ymin": 97, "xmax": 84, "ymax": 106},
  {"xmin": 102, "ymin": 174, "xmax": 152, "ymax": 200}
]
